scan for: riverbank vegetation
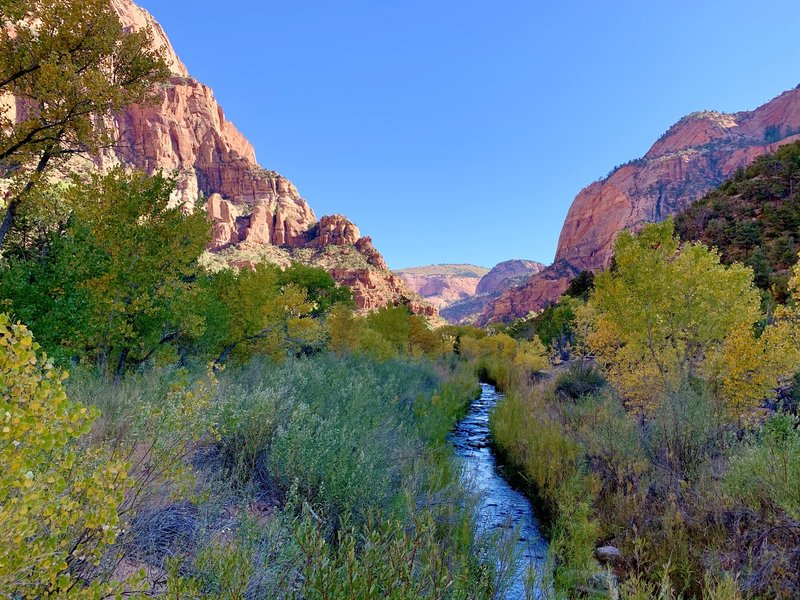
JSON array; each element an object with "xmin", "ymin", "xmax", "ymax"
[
  {"xmin": 0, "ymin": 168, "xmax": 514, "ymax": 597},
  {"xmin": 3, "ymin": 167, "xmax": 800, "ymax": 598},
  {"xmin": 488, "ymin": 219, "xmax": 800, "ymax": 599}
]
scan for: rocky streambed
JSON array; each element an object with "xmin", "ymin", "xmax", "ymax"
[{"xmin": 450, "ymin": 383, "xmax": 549, "ymax": 599}]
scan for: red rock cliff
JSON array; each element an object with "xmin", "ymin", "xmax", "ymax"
[
  {"xmin": 479, "ymin": 87, "xmax": 800, "ymax": 325},
  {"xmin": 97, "ymin": 1, "xmax": 433, "ymax": 316}
]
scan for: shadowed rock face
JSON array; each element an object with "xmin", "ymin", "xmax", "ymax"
[
  {"xmin": 479, "ymin": 86, "xmax": 800, "ymax": 325},
  {"xmin": 6, "ymin": 0, "xmax": 434, "ymax": 316},
  {"xmin": 475, "ymin": 261, "xmax": 580, "ymax": 326}
]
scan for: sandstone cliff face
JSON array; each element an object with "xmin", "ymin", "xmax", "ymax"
[
  {"xmin": 106, "ymin": 0, "xmax": 291, "ymax": 212},
  {"xmin": 555, "ymin": 101, "xmax": 800, "ymax": 273},
  {"xmin": 479, "ymin": 86, "xmax": 800, "ymax": 324},
  {"xmin": 89, "ymin": 1, "xmax": 433, "ymax": 316},
  {"xmin": 475, "ymin": 261, "xmax": 580, "ymax": 326},
  {"xmin": 396, "ymin": 265, "xmax": 490, "ymax": 310},
  {"xmin": 475, "ymin": 260, "xmax": 545, "ymax": 296}
]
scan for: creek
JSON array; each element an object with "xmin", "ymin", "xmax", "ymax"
[{"xmin": 450, "ymin": 382, "xmax": 549, "ymax": 599}]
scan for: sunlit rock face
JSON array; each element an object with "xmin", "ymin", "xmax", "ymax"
[
  {"xmin": 4, "ymin": 0, "xmax": 435, "ymax": 317},
  {"xmin": 479, "ymin": 87, "xmax": 800, "ymax": 324}
]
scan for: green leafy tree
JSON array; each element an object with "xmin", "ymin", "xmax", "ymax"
[
  {"xmin": 564, "ymin": 270, "xmax": 595, "ymax": 301},
  {"xmin": 582, "ymin": 220, "xmax": 762, "ymax": 410},
  {"xmin": 1, "ymin": 170, "xmax": 210, "ymax": 377},
  {"xmin": 0, "ymin": 0, "xmax": 170, "ymax": 246},
  {"xmin": 276, "ymin": 263, "xmax": 352, "ymax": 316},
  {"xmin": 0, "ymin": 313, "xmax": 128, "ymax": 597},
  {"xmin": 366, "ymin": 305, "xmax": 413, "ymax": 352},
  {"xmin": 198, "ymin": 264, "xmax": 326, "ymax": 364}
]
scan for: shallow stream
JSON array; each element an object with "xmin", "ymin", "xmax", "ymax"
[{"xmin": 450, "ymin": 383, "xmax": 549, "ymax": 599}]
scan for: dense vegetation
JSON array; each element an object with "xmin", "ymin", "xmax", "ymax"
[
  {"xmin": 3, "ymin": 3, "xmax": 800, "ymax": 598},
  {"xmin": 676, "ymin": 141, "xmax": 800, "ymax": 305},
  {"xmin": 0, "ymin": 162, "xmax": 539, "ymax": 597},
  {"xmin": 488, "ymin": 220, "xmax": 800, "ymax": 599}
]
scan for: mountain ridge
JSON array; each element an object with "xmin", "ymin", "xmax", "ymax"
[
  {"xmin": 50, "ymin": 0, "xmax": 436, "ymax": 317},
  {"xmin": 478, "ymin": 85, "xmax": 800, "ymax": 325}
]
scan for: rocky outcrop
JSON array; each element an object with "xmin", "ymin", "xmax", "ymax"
[
  {"xmin": 207, "ymin": 194, "xmax": 240, "ymax": 249},
  {"xmin": 556, "ymin": 91, "xmax": 800, "ymax": 274},
  {"xmin": 479, "ymin": 86, "xmax": 800, "ymax": 324},
  {"xmin": 475, "ymin": 260, "xmax": 545, "ymax": 296},
  {"xmin": 475, "ymin": 262, "xmax": 580, "ymax": 326},
  {"xmin": 434, "ymin": 260, "xmax": 545, "ymax": 324},
  {"xmin": 307, "ymin": 215, "xmax": 360, "ymax": 248},
  {"xmin": 104, "ymin": 1, "xmax": 302, "ymax": 213},
  {"xmin": 331, "ymin": 269, "xmax": 437, "ymax": 316},
  {"xmin": 110, "ymin": 0, "xmax": 188, "ymax": 78},
  {"xmin": 354, "ymin": 237, "xmax": 389, "ymax": 270},
  {"xmin": 101, "ymin": 1, "xmax": 435, "ymax": 316}
]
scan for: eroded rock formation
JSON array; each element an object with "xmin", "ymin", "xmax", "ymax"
[
  {"xmin": 479, "ymin": 86, "xmax": 800, "ymax": 324},
  {"xmin": 396, "ymin": 265, "xmax": 490, "ymax": 310},
  {"xmin": 68, "ymin": 0, "xmax": 434, "ymax": 316},
  {"xmin": 422, "ymin": 260, "xmax": 545, "ymax": 324},
  {"xmin": 475, "ymin": 260, "xmax": 545, "ymax": 296}
]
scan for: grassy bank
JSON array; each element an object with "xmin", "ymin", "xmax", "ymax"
[
  {"xmin": 489, "ymin": 362, "xmax": 800, "ymax": 599},
  {"xmin": 5, "ymin": 320, "xmax": 508, "ymax": 598}
]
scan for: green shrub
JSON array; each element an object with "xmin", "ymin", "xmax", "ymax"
[
  {"xmin": 553, "ymin": 362, "xmax": 606, "ymax": 400},
  {"xmin": 647, "ymin": 383, "xmax": 722, "ymax": 484},
  {"xmin": 0, "ymin": 314, "xmax": 127, "ymax": 598},
  {"xmin": 725, "ymin": 413, "xmax": 800, "ymax": 519}
]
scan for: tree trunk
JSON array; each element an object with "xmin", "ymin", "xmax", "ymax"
[
  {"xmin": 114, "ymin": 348, "xmax": 130, "ymax": 385},
  {"xmin": 0, "ymin": 146, "xmax": 56, "ymax": 249},
  {"xmin": 0, "ymin": 196, "xmax": 18, "ymax": 247},
  {"xmin": 214, "ymin": 342, "xmax": 238, "ymax": 367}
]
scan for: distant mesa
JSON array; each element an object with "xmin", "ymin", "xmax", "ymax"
[{"xmin": 478, "ymin": 84, "xmax": 800, "ymax": 325}]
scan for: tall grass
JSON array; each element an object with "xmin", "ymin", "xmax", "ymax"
[
  {"xmin": 489, "ymin": 360, "xmax": 800, "ymax": 598},
  {"xmin": 68, "ymin": 353, "xmax": 499, "ymax": 597}
]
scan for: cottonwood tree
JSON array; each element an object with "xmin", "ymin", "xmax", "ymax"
[
  {"xmin": 0, "ymin": 0, "xmax": 169, "ymax": 247},
  {"xmin": 713, "ymin": 259, "xmax": 800, "ymax": 418},
  {"xmin": 0, "ymin": 170, "xmax": 210, "ymax": 377},
  {"xmin": 199, "ymin": 264, "xmax": 327, "ymax": 365},
  {"xmin": 581, "ymin": 220, "xmax": 763, "ymax": 411}
]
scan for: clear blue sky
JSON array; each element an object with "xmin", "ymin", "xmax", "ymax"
[{"xmin": 139, "ymin": 0, "xmax": 800, "ymax": 270}]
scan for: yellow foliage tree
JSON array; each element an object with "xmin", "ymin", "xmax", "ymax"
[
  {"xmin": 0, "ymin": 314, "xmax": 127, "ymax": 598},
  {"xmin": 712, "ymin": 322, "xmax": 799, "ymax": 420},
  {"xmin": 712, "ymin": 257, "xmax": 800, "ymax": 419},
  {"xmin": 326, "ymin": 303, "xmax": 367, "ymax": 356},
  {"xmin": 459, "ymin": 332, "xmax": 549, "ymax": 388},
  {"xmin": 582, "ymin": 221, "xmax": 763, "ymax": 411}
]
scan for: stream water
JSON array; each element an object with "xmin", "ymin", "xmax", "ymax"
[{"xmin": 450, "ymin": 383, "xmax": 549, "ymax": 599}]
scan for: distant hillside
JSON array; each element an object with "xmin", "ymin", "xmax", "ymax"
[
  {"xmin": 396, "ymin": 264, "xmax": 490, "ymax": 278},
  {"xmin": 397, "ymin": 261, "xmax": 546, "ymax": 322},
  {"xmin": 440, "ymin": 260, "xmax": 545, "ymax": 323},
  {"xmin": 395, "ymin": 264, "xmax": 489, "ymax": 310},
  {"xmin": 676, "ymin": 140, "xmax": 800, "ymax": 303}
]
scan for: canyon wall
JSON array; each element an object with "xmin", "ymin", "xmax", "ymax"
[{"xmin": 478, "ymin": 86, "xmax": 800, "ymax": 325}]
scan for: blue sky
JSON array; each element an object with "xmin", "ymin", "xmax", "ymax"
[{"xmin": 139, "ymin": 0, "xmax": 800, "ymax": 270}]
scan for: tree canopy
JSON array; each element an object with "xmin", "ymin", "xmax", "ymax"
[{"xmin": 0, "ymin": 0, "xmax": 169, "ymax": 247}]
